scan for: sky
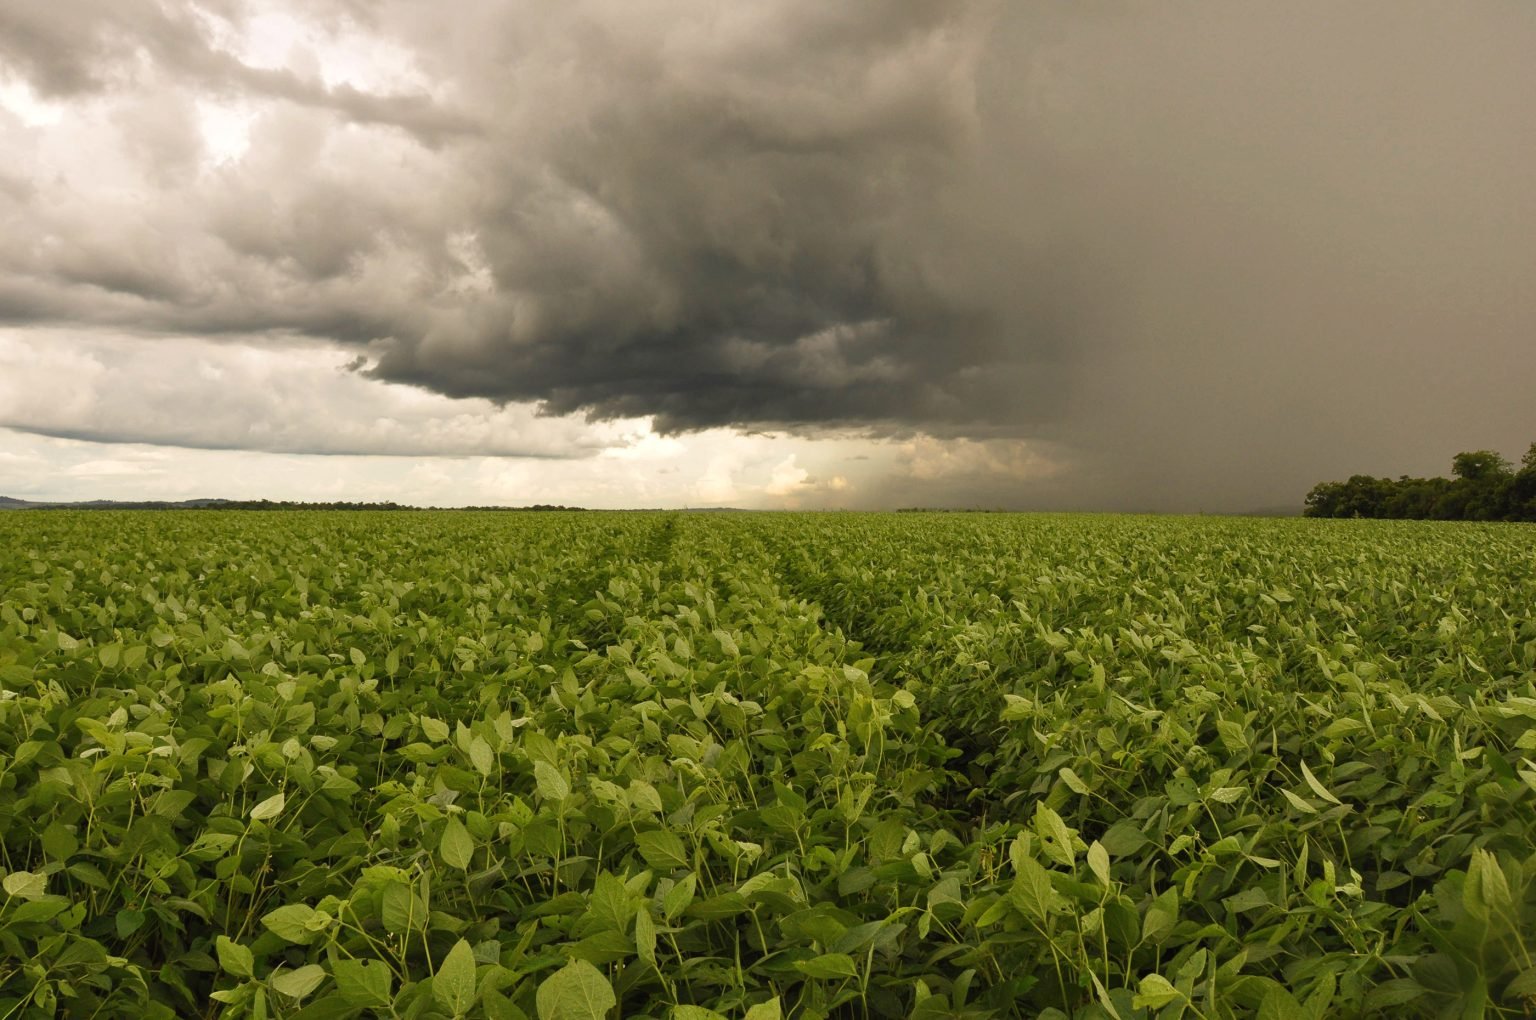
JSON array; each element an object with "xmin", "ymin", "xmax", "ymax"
[{"xmin": 1, "ymin": 1, "xmax": 1533, "ymax": 511}]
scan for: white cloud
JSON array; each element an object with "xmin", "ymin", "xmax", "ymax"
[
  {"xmin": 0, "ymin": 76, "xmax": 64, "ymax": 126},
  {"xmin": 0, "ymin": 329, "xmax": 641, "ymax": 458},
  {"xmin": 764, "ymin": 455, "xmax": 810, "ymax": 496}
]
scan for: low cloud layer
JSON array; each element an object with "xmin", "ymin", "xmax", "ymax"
[
  {"xmin": 0, "ymin": 329, "xmax": 643, "ymax": 457},
  {"xmin": 1, "ymin": 1, "xmax": 1533, "ymax": 508}
]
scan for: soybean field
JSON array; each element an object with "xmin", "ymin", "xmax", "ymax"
[{"xmin": 1, "ymin": 511, "xmax": 1534, "ymax": 1019}]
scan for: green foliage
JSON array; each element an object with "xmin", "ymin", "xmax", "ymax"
[
  {"xmin": 0, "ymin": 510, "xmax": 1533, "ymax": 1018},
  {"xmin": 1306, "ymin": 444, "xmax": 1536, "ymax": 521}
]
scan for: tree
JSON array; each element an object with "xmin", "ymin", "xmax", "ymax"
[
  {"xmin": 1451, "ymin": 450, "xmax": 1512, "ymax": 482},
  {"xmin": 1304, "ymin": 444, "xmax": 1534, "ymax": 522}
]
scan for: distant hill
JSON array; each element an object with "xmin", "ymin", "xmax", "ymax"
[
  {"xmin": 0, "ymin": 496, "xmax": 586, "ymax": 511},
  {"xmin": 0, "ymin": 496, "xmax": 233, "ymax": 510}
]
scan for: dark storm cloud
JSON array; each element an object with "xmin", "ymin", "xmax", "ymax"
[
  {"xmin": 2, "ymin": 0, "xmax": 1535, "ymax": 507},
  {"xmin": 362, "ymin": 1, "xmax": 1057, "ymax": 434}
]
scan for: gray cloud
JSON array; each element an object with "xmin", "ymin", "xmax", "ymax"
[
  {"xmin": 1, "ymin": 0, "xmax": 1534, "ymax": 508},
  {"xmin": 0, "ymin": 0, "xmax": 476, "ymax": 142}
]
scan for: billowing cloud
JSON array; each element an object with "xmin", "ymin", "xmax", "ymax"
[
  {"xmin": 1, "ymin": 1, "xmax": 1533, "ymax": 509},
  {"xmin": 0, "ymin": 329, "xmax": 643, "ymax": 457}
]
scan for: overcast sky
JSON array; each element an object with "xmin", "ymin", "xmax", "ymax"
[{"xmin": 1, "ymin": 1, "xmax": 1532, "ymax": 510}]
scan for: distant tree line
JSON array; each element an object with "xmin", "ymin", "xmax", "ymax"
[
  {"xmin": 5, "ymin": 499, "xmax": 587, "ymax": 511},
  {"xmin": 195, "ymin": 501, "xmax": 587, "ymax": 511},
  {"xmin": 1304, "ymin": 445, "xmax": 1536, "ymax": 521}
]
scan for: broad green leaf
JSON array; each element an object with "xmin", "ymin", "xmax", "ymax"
[
  {"xmin": 468, "ymin": 736, "xmax": 495, "ymax": 777},
  {"xmin": 334, "ymin": 959, "xmax": 393, "ymax": 1007},
  {"xmin": 381, "ymin": 883, "xmax": 428, "ymax": 934},
  {"xmin": 1133, "ymin": 975, "xmax": 1182, "ymax": 1010},
  {"xmin": 1258, "ymin": 987, "xmax": 1306, "ymax": 1020},
  {"xmin": 1059, "ymin": 767, "xmax": 1090, "ymax": 795},
  {"xmin": 1034, "ymin": 803, "xmax": 1076, "ymax": 868},
  {"xmin": 636, "ymin": 831, "xmax": 688, "ymax": 870},
  {"xmin": 744, "ymin": 998, "xmax": 783, "ymax": 1020},
  {"xmin": 1087, "ymin": 841, "xmax": 1111, "ymax": 887},
  {"xmin": 663, "ymin": 872, "xmax": 697, "ymax": 920},
  {"xmin": 440, "ymin": 817, "xmax": 475, "ymax": 870},
  {"xmin": 270, "ymin": 964, "xmax": 327, "ymax": 1001},
  {"xmin": 628, "ymin": 780, "xmax": 664, "ymax": 814},
  {"xmin": 2, "ymin": 871, "xmax": 47, "ymax": 901},
  {"xmin": 216, "ymin": 936, "xmax": 254, "ymax": 979},
  {"xmin": 250, "ymin": 792, "xmax": 286, "ymax": 822},
  {"xmin": 534, "ymin": 761, "xmax": 570, "ymax": 802},
  {"xmin": 793, "ymin": 953, "xmax": 859, "ymax": 980},
  {"xmin": 434, "ymin": 939, "xmax": 478, "ymax": 1017},
  {"xmin": 262, "ymin": 903, "xmax": 324, "ymax": 944},
  {"xmin": 535, "ymin": 959, "xmax": 615, "ymax": 1020},
  {"xmin": 1010, "ymin": 854, "xmax": 1062, "ymax": 921},
  {"xmin": 1505, "ymin": 969, "xmax": 1536, "ymax": 998},
  {"xmin": 1142, "ymin": 888, "xmax": 1179, "ymax": 944}
]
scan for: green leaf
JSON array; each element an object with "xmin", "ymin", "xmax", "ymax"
[
  {"xmin": 1132, "ymin": 975, "xmax": 1182, "ymax": 1010},
  {"xmin": 673, "ymin": 1008, "xmax": 728, "ymax": 1020},
  {"xmin": 636, "ymin": 830, "xmax": 688, "ymax": 870},
  {"xmin": 440, "ymin": 817, "xmax": 475, "ymax": 870},
  {"xmin": 333, "ymin": 959, "xmax": 393, "ymax": 1007},
  {"xmin": 40, "ymin": 822, "xmax": 78, "ymax": 861},
  {"xmin": 270, "ymin": 964, "xmax": 327, "ymax": 1001},
  {"xmin": 1010, "ymin": 854, "xmax": 1062, "ymax": 920},
  {"xmin": 216, "ymin": 936, "xmax": 255, "ymax": 979},
  {"xmin": 1087, "ymin": 841, "xmax": 1111, "ymax": 886},
  {"xmin": 1034, "ymin": 803, "xmax": 1077, "ymax": 868},
  {"xmin": 1466, "ymin": 849, "xmax": 1513, "ymax": 920},
  {"xmin": 534, "ymin": 761, "xmax": 570, "ymax": 802},
  {"xmin": 2, "ymin": 871, "xmax": 47, "ymax": 901},
  {"xmin": 1100, "ymin": 820, "xmax": 1147, "ymax": 856},
  {"xmin": 9, "ymin": 899, "xmax": 67, "ymax": 924},
  {"xmin": 1142, "ymin": 887, "xmax": 1179, "ymax": 944},
  {"xmin": 469, "ymin": 736, "xmax": 495, "ymax": 777},
  {"xmin": 793, "ymin": 953, "xmax": 859, "ymax": 980},
  {"xmin": 1258, "ymin": 987, "xmax": 1306, "ymax": 1020},
  {"xmin": 743, "ymin": 998, "xmax": 783, "ymax": 1020},
  {"xmin": 434, "ymin": 939, "xmax": 478, "ymax": 1018},
  {"xmin": 634, "ymin": 908, "xmax": 657, "ymax": 965},
  {"xmin": 663, "ymin": 872, "xmax": 697, "ymax": 920},
  {"xmin": 1505, "ymin": 968, "xmax": 1536, "ymax": 998},
  {"xmin": 1280, "ymin": 789, "xmax": 1318, "ymax": 814},
  {"xmin": 628, "ymin": 780, "xmax": 664, "ymax": 814},
  {"xmin": 262, "ymin": 903, "xmax": 323, "ymax": 944},
  {"xmin": 535, "ymin": 959, "xmax": 616, "ymax": 1020},
  {"xmin": 421, "ymin": 716, "xmax": 451, "ymax": 742},
  {"xmin": 250, "ymin": 791, "xmax": 286, "ymax": 821},
  {"xmin": 381, "ymin": 883, "xmax": 427, "ymax": 934},
  {"xmin": 1300, "ymin": 761, "xmax": 1342, "ymax": 805}
]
